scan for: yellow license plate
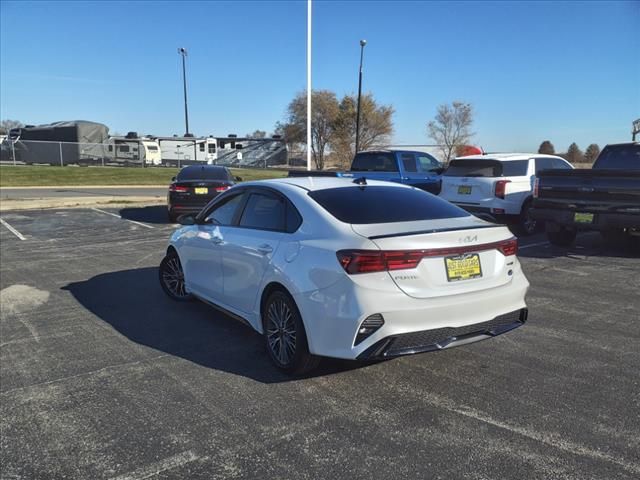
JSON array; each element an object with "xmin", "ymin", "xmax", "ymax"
[
  {"xmin": 458, "ymin": 185, "xmax": 472, "ymax": 194},
  {"xmin": 445, "ymin": 253, "xmax": 482, "ymax": 282},
  {"xmin": 194, "ymin": 187, "xmax": 208, "ymax": 195},
  {"xmin": 574, "ymin": 212, "xmax": 594, "ymax": 224}
]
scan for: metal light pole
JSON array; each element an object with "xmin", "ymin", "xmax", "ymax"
[
  {"xmin": 178, "ymin": 47, "xmax": 190, "ymax": 136},
  {"xmin": 355, "ymin": 39, "xmax": 366, "ymax": 154}
]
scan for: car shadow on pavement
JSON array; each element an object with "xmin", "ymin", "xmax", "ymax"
[
  {"xmin": 62, "ymin": 267, "xmax": 365, "ymax": 383},
  {"xmin": 119, "ymin": 206, "xmax": 173, "ymax": 225}
]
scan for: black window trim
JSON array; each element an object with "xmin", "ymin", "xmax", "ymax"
[{"xmin": 197, "ymin": 186, "xmax": 302, "ymax": 233}]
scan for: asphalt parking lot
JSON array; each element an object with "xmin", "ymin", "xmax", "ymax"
[{"xmin": 1, "ymin": 207, "xmax": 639, "ymax": 480}]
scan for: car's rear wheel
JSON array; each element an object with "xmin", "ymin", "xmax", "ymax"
[
  {"xmin": 167, "ymin": 209, "xmax": 178, "ymax": 223},
  {"xmin": 546, "ymin": 222, "xmax": 577, "ymax": 247},
  {"xmin": 263, "ymin": 290, "xmax": 320, "ymax": 375},
  {"xmin": 159, "ymin": 251, "xmax": 192, "ymax": 301}
]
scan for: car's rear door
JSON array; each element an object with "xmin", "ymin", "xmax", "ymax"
[
  {"xmin": 182, "ymin": 191, "xmax": 246, "ymax": 302},
  {"xmin": 218, "ymin": 189, "xmax": 291, "ymax": 314}
]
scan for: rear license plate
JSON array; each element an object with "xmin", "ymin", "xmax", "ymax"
[
  {"xmin": 458, "ymin": 185, "xmax": 472, "ymax": 195},
  {"xmin": 445, "ymin": 253, "xmax": 482, "ymax": 282},
  {"xmin": 574, "ymin": 212, "xmax": 594, "ymax": 224},
  {"xmin": 194, "ymin": 187, "xmax": 208, "ymax": 195}
]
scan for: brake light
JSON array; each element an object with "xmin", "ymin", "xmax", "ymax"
[
  {"xmin": 533, "ymin": 178, "xmax": 539, "ymax": 198},
  {"xmin": 215, "ymin": 186, "xmax": 230, "ymax": 192},
  {"xmin": 496, "ymin": 238, "xmax": 518, "ymax": 256},
  {"xmin": 494, "ymin": 179, "xmax": 511, "ymax": 199},
  {"xmin": 337, "ymin": 238, "xmax": 518, "ymax": 274},
  {"xmin": 169, "ymin": 185, "xmax": 189, "ymax": 193}
]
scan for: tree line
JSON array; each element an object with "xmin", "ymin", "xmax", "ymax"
[
  {"xmin": 274, "ymin": 90, "xmax": 394, "ymax": 170},
  {"xmin": 538, "ymin": 140, "xmax": 601, "ymax": 164}
]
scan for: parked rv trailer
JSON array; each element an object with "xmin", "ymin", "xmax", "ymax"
[
  {"xmin": 105, "ymin": 136, "xmax": 162, "ymax": 166},
  {"xmin": 157, "ymin": 137, "xmax": 218, "ymax": 166}
]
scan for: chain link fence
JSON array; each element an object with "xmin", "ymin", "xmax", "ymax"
[{"xmin": 0, "ymin": 138, "xmax": 289, "ymax": 168}]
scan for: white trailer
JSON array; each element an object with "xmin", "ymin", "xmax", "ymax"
[
  {"xmin": 105, "ymin": 136, "xmax": 162, "ymax": 166},
  {"xmin": 157, "ymin": 136, "xmax": 218, "ymax": 166}
]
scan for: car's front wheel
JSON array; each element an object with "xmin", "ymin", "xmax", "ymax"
[
  {"xmin": 159, "ymin": 251, "xmax": 193, "ymax": 301},
  {"xmin": 263, "ymin": 290, "xmax": 320, "ymax": 375}
]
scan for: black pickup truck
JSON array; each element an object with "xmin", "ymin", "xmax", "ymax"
[{"xmin": 531, "ymin": 142, "xmax": 640, "ymax": 246}]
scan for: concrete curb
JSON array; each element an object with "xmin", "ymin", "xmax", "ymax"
[{"xmin": 0, "ymin": 196, "xmax": 165, "ymax": 212}]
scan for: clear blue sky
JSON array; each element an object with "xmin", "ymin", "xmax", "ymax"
[{"xmin": 1, "ymin": 0, "xmax": 639, "ymax": 152}]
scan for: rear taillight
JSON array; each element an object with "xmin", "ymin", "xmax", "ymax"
[
  {"xmin": 337, "ymin": 237, "xmax": 518, "ymax": 274},
  {"xmin": 496, "ymin": 238, "xmax": 518, "ymax": 256},
  {"xmin": 169, "ymin": 185, "xmax": 189, "ymax": 193},
  {"xmin": 494, "ymin": 179, "xmax": 511, "ymax": 199},
  {"xmin": 533, "ymin": 178, "xmax": 539, "ymax": 198},
  {"xmin": 215, "ymin": 186, "xmax": 230, "ymax": 192}
]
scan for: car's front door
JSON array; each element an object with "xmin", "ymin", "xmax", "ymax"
[
  {"xmin": 219, "ymin": 190, "xmax": 288, "ymax": 314},
  {"xmin": 182, "ymin": 191, "xmax": 246, "ymax": 302}
]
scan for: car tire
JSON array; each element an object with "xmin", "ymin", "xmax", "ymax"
[
  {"xmin": 168, "ymin": 210, "xmax": 177, "ymax": 223},
  {"xmin": 262, "ymin": 290, "xmax": 320, "ymax": 375},
  {"xmin": 159, "ymin": 251, "xmax": 193, "ymax": 301},
  {"xmin": 516, "ymin": 199, "xmax": 539, "ymax": 236},
  {"xmin": 546, "ymin": 222, "xmax": 577, "ymax": 247}
]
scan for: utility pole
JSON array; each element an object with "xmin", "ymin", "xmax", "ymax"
[
  {"xmin": 178, "ymin": 47, "xmax": 190, "ymax": 136},
  {"xmin": 355, "ymin": 39, "xmax": 367, "ymax": 154}
]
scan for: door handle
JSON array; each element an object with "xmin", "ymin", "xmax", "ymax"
[{"xmin": 258, "ymin": 244, "xmax": 273, "ymax": 254}]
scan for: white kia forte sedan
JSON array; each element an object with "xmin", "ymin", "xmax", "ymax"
[{"xmin": 159, "ymin": 177, "xmax": 530, "ymax": 374}]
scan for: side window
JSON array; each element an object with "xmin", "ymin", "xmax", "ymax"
[
  {"xmin": 208, "ymin": 144, "xmax": 216, "ymax": 153},
  {"xmin": 401, "ymin": 154, "xmax": 417, "ymax": 172},
  {"xmin": 199, "ymin": 143, "xmax": 205, "ymax": 152},
  {"xmin": 119, "ymin": 145, "xmax": 130, "ymax": 153},
  {"xmin": 285, "ymin": 201, "xmax": 302, "ymax": 233},
  {"xmin": 417, "ymin": 154, "xmax": 439, "ymax": 172},
  {"xmin": 535, "ymin": 158, "xmax": 554, "ymax": 174},
  {"xmin": 553, "ymin": 158, "xmax": 572, "ymax": 169},
  {"xmin": 239, "ymin": 193, "xmax": 285, "ymax": 231},
  {"xmin": 204, "ymin": 193, "xmax": 245, "ymax": 226}
]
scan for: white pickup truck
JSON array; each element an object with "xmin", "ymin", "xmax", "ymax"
[{"xmin": 439, "ymin": 153, "xmax": 573, "ymax": 235}]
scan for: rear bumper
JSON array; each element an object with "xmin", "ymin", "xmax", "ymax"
[
  {"xmin": 531, "ymin": 208, "xmax": 640, "ymax": 230},
  {"xmin": 357, "ymin": 308, "xmax": 527, "ymax": 359},
  {"xmin": 293, "ymin": 266, "xmax": 529, "ymax": 360}
]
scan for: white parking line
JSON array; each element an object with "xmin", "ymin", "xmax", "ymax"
[
  {"xmin": 519, "ymin": 241, "xmax": 549, "ymax": 250},
  {"xmin": 91, "ymin": 208, "xmax": 154, "ymax": 229},
  {"xmin": 0, "ymin": 217, "xmax": 26, "ymax": 240}
]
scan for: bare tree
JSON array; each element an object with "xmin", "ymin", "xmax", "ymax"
[
  {"xmin": 584, "ymin": 143, "xmax": 600, "ymax": 164},
  {"xmin": 538, "ymin": 140, "xmax": 555, "ymax": 155},
  {"xmin": 246, "ymin": 130, "xmax": 267, "ymax": 139},
  {"xmin": 0, "ymin": 119, "xmax": 24, "ymax": 135},
  {"xmin": 427, "ymin": 102, "xmax": 474, "ymax": 162},
  {"xmin": 332, "ymin": 93, "xmax": 394, "ymax": 168},
  {"xmin": 281, "ymin": 90, "xmax": 339, "ymax": 170}
]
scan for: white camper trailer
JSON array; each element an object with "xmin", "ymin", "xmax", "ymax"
[
  {"xmin": 157, "ymin": 136, "xmax": 218, "ymax": 166},
  {"xmin": 106, "ymin": 134, "xmax": 162, "ymax": 166}
]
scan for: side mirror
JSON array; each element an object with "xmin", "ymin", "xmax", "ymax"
[
  {"xmin": 171, "ymin": 176, "xmax": 176, "ymax": 181},
  {"xmin": 177, "ymin": 214, "xmax": 196, "ymax": 225},
  {"xmin": 432, "ymin": 167, "xmax": 445, "ymax": 175},
  {"xmin": 235, "ymin": 176, "xmax": 242, "ymax": 182}
]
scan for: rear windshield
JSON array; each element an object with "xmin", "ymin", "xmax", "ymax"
[
  {"xmin": 351, "ymin": 152, "xmax": 398, "ymax": 172},
  {"xmin": 308, "ymin": 186, "xmax": 469, "ymax": 224},
  {"xmin": 177, "ymin": 166, "xmax": 229, "ymax": 181},
  {"xmin": 593, "ymin": 144, "xmax": 640, "ymax": 170},
  {"xmin": 444, "ymin": 159, "xmax": 529, "ymax": 177}
]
